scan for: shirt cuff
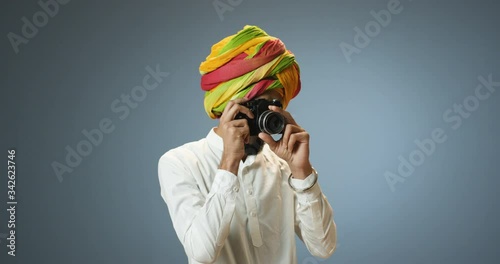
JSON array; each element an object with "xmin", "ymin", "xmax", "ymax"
[
  {"xmin": 290, "ymin": 173, "xmax": 316, "ymax": 190},
  {"xmin": 210, "ymin": 169, "xmax": 240, "ymax": 197},
  {"xmin": 292, "ymin": 171, "xmax": 322, "ymax": 204}
]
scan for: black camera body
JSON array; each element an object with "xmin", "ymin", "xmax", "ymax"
[{"xmin": 235, "ymin": 98, "xmax": 286, "ymax": 136}]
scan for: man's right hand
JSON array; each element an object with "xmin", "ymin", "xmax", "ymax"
[{"xmin": 216, "ymin": 98, "xmax": 254, "ymax": 175}]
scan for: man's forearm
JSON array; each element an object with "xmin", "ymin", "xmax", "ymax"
[{"xmin": 294, "ymin": 179, "xmax": 337, "ymax": 258}]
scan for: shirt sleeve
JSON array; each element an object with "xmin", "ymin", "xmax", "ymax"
[
  {"xmin": 158, "ymin": 152, "xmax": 239, "ymax": 263},
  {"xmin": 293, "ymin": 170, "xmax": 337, "ymax": 258}
]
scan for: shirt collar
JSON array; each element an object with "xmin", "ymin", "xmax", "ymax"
[{"xmin": 206, "ymin": 127, "xmax": 224, "ymax": 155}]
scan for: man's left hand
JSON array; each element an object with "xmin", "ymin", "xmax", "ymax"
[{"xmin": 258, "ymin": 105, "xmax": 313, "ymax": 180}]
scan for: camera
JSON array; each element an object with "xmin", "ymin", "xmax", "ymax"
[{"xmin": 235, "ymin": 98, "xmax": 286, "ymax": 136}]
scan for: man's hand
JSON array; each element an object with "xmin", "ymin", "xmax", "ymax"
[
  {"xmin": 258, "ymin": 105, "xmax": 313, "ymax": 179},
  {"xmin": 216, "ymin": 98, "xmax": 254, "ymax": 175}
]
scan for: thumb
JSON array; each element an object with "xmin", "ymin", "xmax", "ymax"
[{"xmin": 258, "ymin": 132, "xmax": 277, "ymax": 150}]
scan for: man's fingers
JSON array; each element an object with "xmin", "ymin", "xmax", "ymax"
[
  {"xmin": 233, "ymin": 104, "xmax": 254, "ymax": 119},
  {"xmin": 228, "ymin": 119, "xmax": 249, "ymax": 127},
  {"xmin": 231, "ymin": 97, "xmax": 250, "ymax": 105},
  {"xmin": 222, "ymin": 102, "xmax": 254, "ymax": 122},
  {"xmin": 282, "ymin": 124, "xmax": 293, "ymax": 147},
  {"xmin": 220, "ymin": 98, "xmax": 249, "ymax": 122},
  {"xmin": 281, "ymin": 124, "xmax": 304, "ymax": 147},
  {"xmin": 225, "ymin": 123, "xmax": 250, "ymax": 142},
  {"xmin": 287, "ymin": 132, "xmax": 309, "ymax": 151},
  {"xmin": 258, "ymin": 132, "xmax": 277, "ymax": 149},
  {"xmin": 226, "ymin": 120, "xmax": 250, "ymax": 134}
]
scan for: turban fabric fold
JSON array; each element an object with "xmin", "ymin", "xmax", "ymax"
[{"xmin": 200, "ymin": 25, "xmax": 301, "ymax": 119}]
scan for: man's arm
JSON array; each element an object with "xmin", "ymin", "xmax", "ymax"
[
  {"xmin": 257, "ymin": 105, "xmax": 337, "ymax": 258},
  {"xmin": 158, "ymin": 98, "xmax": 254, "ymax": 263},
  {"xmin": 291, "ymin": 171, "xmax": 337, "ymax": 258},
  {"xmin": 158, "ymin": 153, "xmax": 239, "ymax": 263}
]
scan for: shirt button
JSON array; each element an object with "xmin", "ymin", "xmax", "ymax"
[
  {"xmin": 247, "ymin": 190, "xmax": 253, "ymax": 195},
  {"xmin": 233, "ymin": 186, "xmax": 239, "ymax": 192},
  {"xmin": 250, "ymin": 211, "xmax": 256, "ymax": 217}
]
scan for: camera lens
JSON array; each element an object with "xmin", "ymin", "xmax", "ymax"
[{"xmin": 258, "ymin": 110, "xmax": 285, "ymax": 134}]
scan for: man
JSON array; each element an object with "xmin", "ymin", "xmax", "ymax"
[{"xmin": 158, "ymin": 25, "xmax": 337, "ymax": 264}]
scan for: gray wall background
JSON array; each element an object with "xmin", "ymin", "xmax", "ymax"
[{"xmin": 1, "ymin": 0, "xmax": 499, "ymax": 263}]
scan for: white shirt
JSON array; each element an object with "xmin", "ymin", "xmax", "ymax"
[{"xmin": 158, "ymin": 128, "xmax": 337, "ymax": 264}]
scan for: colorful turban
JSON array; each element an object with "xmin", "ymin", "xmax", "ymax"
[{"xmin": 200, "ymin": 25, "xmax": 301, "ymax": 119}]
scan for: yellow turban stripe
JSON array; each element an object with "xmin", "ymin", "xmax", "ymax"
[{"xmin": 200, "ymin": 25, "xmax": 301, "ymax": 119}]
